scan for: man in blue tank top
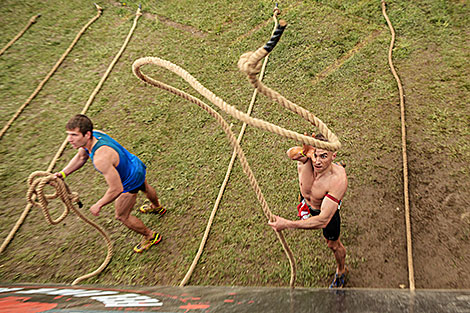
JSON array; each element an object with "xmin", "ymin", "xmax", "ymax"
[{"xmin": 55, "ymin": 114, "xmax": 166, "ymax": 253}]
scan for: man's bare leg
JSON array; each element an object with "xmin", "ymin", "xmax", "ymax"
[
  {"xmin": 327, "ymin": 238, "xmax": 346, "ymax": 274},
  {"xmin": 115, "ymin": 192, "xmax": 154, "ymax": 240},
  {"xmin": 143, "ymin": 179, "xmax": 161, "ymax": 209}
]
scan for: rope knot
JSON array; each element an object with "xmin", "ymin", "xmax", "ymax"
[{"xmin": 238, "ymin": 51, "xmax": 262, "ymax": 76}]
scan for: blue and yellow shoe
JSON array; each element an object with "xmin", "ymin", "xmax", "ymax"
[
  {"xmin": 329, "ymin": 270, "xmax": 347, "ymax": 288},
  {"xmin": 133, "ymin": 232, "xmax": 162, "ymax": 253}
]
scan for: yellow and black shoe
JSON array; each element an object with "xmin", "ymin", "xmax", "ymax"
[
  {"xmin": 133, "ymin": 232, "xmax": 162, "ymax": 253},
  {"xmin": 139, "ymin": 203, "xmax": 166, "ymax": 216}
]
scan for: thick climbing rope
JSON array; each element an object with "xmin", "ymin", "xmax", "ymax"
[
  {"xmin": 0, "ymin": 14, "xmax": 41, "ymax": 57},
  {"xmin": 180, "ymin": 5, "xmax": 282, "ymax": 287},
  {"xmin": 133, "ymin": 28, "xmax": 296, "ymax": 287},
  {"xmin": 133, "ymin": 19, "xmax": 341, "ymax": 287},
  {"xmin": 0, "ymin": 6, "xmax": 142, "ymax": 274},
  {"xmin": 133, "ymin": 24, "xmax": 340, "ymax": 151},
  {"xmin": 0, "ymin": 4, "xmax": 102, "ymax": 141},
  {"xmin": 27, "ymin": 171, "xmax": 112, "ymax": 285},
  {"xmin": 236, "ymin": 24, "xmax": 341, "ymax": 151},
  {"xmin": 381, "ymin": 0, "xmax": 415, "ymax": 291}
]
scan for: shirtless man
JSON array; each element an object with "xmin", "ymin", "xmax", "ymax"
[
  {"xmin": 268, "ymin": 133, "xmax": 348, "ymax": 288},
  {"xmin": 55, "ymin": 114, "xmax": 166, "ymax": 253}
]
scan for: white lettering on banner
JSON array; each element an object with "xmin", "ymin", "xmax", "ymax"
[
  {"xmin": 91, "ymin": 293, "xmax": 162, "ymax": 307},
  {"xmin": 0, "ymin": 288, "xmax": 24, "ymax": 293},
  {"xmin": 37, "ymin": 288, "xmax": 86, "ymax": 295},
  {"xmin": 6, "ymin": 287, "xmax": 162, "ymax": 307},
  {"xmin": 63, "ymin": 290, "xmax": 120, "ymax": 297},
  {"xmin": 17, "ymin": 288, "xmax": 118, "ymax": 297}
]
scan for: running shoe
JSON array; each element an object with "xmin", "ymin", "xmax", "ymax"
[
  {"xmin": 329, "ymin": 271, "xmax": 347, "ymax": 289},
  {"xmin": 139, "ymin": 203, "xmax": 166, "ymax": 216},
  {"xmin": 133, "ymin": 232, "xmax": 162, "ymax": 253}
]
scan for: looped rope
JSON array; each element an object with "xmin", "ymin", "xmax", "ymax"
[
  {"xmin": 27, "ymin": 171, "xmax": 113, "ymax": 285},
  {"xmin": 132, "ymin": 16, "xmax": 342, "ymax": 288},
  {"xmin": 236, "ymin": 42, "xmax": 341, "ymax": 151},
  {"xmin": 132, "ymin": 27, "xmax": 340, "ymax": 151},
  {"xmin": 133, "ymin": 61, "xmax": 297, "ymax": 286},
  {"xmin": 27, "ymin": 171, "xmax": 79, "ymax": 225},
  {"xmin": 132, "ymin": 27, "xmax": 311, "ymax": 288}
]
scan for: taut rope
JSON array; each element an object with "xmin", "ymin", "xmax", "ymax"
[
  {"xmin": 0, "ymin": 4, "xmax": 103, "ymax": 141},
  {"xmin": 133, "ymin": 18, "xmax": 340, "ymax": 287},
  {"xmin": 0, "ymin": 14, "xmax": 41, "ymax": 57},
  {"xmin": 27, "ymin": 171, "xmax": 112, "ymax": 285},
  {"xmin": 381, "ymin": 0, "xmax": 415, "ymax": 290},
  {"xmin": 179, "ymin": 5, "xmax": 282, "ymax": 287}
]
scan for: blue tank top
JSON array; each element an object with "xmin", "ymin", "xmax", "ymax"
[{"xmin": 87, "ymin": 131, "xmax": 146, "ymax": 193}]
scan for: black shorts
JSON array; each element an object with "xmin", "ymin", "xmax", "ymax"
[
  {"xmin": 128, "ymin": 182, "xmax": 146, "ymax": 194},
  {"xmin": 299, "ymin": 193, "xmax": 342, "ymax": 241},
  {"xmin": 309, "ymin": 207, "xmax": 341, "ymax": 241}
]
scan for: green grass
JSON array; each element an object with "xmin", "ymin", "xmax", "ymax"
[{"xmin": 0, "ymin": 0, "xmax": 469, "ymax": 289}]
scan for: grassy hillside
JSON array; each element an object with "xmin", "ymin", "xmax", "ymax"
[{"xmin": 0, "ymin": 0, "xmax": 468, "ymax": 289}]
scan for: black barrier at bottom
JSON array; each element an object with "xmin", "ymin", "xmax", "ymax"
[{"xmin": 0, "ymin": 284, "xmax": 469, "ymax": 313}]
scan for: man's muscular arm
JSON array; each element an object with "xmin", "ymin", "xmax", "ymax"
[
  {"xmin": 89, "ymin": 147, "xmax": 123, "ymax": 216},
  {"xmin": 268, "ymin": 202, "xmax": 337, "ymax": 231},
  {"xmin": 268, "ymin": 169, "xmax": 347, "ymax": 232},
  {"xmin": 55, "ymin": 148, "xmax": 89, "ymax": 178}
]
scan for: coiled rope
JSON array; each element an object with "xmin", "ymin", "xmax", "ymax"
[
  {"xmin": 0, "ymin": 6, "xmax": 143, "ymax": 278},
  {"xmin": 27, "ymin": 171, "xmax": 112, "ymax": 285},
  {"xmin": 381, "ymin": 0, "xmax": 415, "ymax": 291},
  {"xmin": 0, "ymin": 14, "xmax": 41, "ymax": 57},
  {"xmin": 133, "ymin": 18, "xmax": 341, "ymax": 287},
  {"xmin": 179, "ymin": 5, "xmax": 282, "ymax": 287},
  {"xmin": 0, "ymin": 4, "xmax": 102, "ymax": 141}
]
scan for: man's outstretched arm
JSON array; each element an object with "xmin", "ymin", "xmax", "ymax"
[
  {"xmin": 268, "ymin": 201, "xmax": 337, "ymax": 231},
  {"xmin": 268, "ymin": 175, "xmax": 347, "ymax": 232},
  {"xmin": 55, "ymin": 148, "xmax": 89, "ymax": 178}
]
